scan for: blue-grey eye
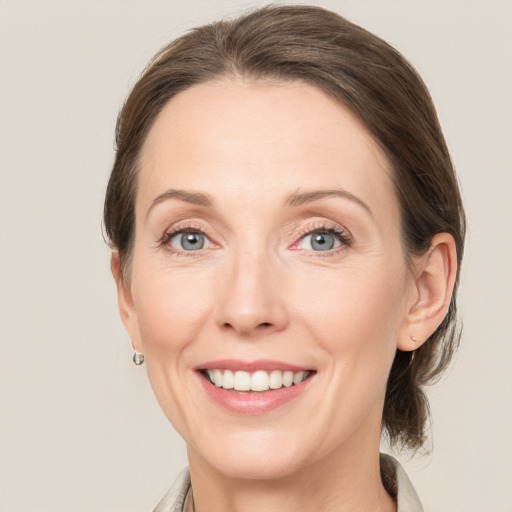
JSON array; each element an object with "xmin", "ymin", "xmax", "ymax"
[
  {"xmin": 301, "ymin": 231, "xmax": 340, "ymax": 251},
  {"xmin": 170, "ymin": 232, "xmax": 209, "ymax": 251}
]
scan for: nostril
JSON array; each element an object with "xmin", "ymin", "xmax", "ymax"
[{"xmin": 220, "ymin": 319, "xmax": 278, "ymax": 334}]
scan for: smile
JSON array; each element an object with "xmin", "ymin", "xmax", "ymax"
[
  {"xmin": 195, "ymin": 360, "xmax": 316, "ymax": 415},
  {"xmin": 204, "ymin": 369, "xmax": 312, "ymax": 392}
]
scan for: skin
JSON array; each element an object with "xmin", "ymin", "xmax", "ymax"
[{"xmin": 113, "ymin": 79, "xmax": 457, "ymax": 512}]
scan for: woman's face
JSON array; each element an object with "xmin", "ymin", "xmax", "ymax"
[{"xmin": 120, "ymin": 79, "xmax": 418, "ymax": 479}]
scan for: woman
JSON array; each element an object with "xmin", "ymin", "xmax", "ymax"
[{"xmin": 104, "ymin": 5, "xmax": 465, "ymax": 511}]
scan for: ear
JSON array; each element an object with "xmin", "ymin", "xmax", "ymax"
[
  {"xmin": 398, "ymin": 233, "xmax": 458, "ymax": 351},
  {"xmin": 110, "ymin": 251, "xmax": 143, "ymax": 353}
]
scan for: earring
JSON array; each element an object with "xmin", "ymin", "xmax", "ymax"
[
  {"xmin": 414, "ymin": 301, "xmax": 425, "ymax": 310},
  {"xmin": 133, "ymin": 351, "xmax": 145, "ymax": 365},
  {"xmin": 410, "ymin": 335, "xmax": 417, "ymax": 342}
]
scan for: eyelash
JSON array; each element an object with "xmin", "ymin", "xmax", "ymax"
[
  {"xmin": 292, "ymin": 223, "xmax": 353, "ymax": 253},
  {"xmin": 158, "ymin": 221, "xmax": 352, "ymax": 256},
  {"xmin": 158, "ymin": 223, "xmax": 215, "ymax": 256}
]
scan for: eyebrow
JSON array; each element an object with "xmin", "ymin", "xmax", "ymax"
[
  {"xmin": 146, "ymin": 187, "xmax": 372, "ymax": 218},
  {"xmin": 146, "ymin": 189, "xmax": 213, "ymax": 218},
  {"xmin": 285, "ymin": 188, "xmax": 373, "ymax": 216}
]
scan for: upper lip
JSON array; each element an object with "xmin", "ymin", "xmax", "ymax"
[{"xmin": 194, "ymin": 359, "xmax": 313, "ymax": 372}]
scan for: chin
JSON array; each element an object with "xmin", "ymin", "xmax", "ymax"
[{"xmin": 189, "ymin": 428, "xmax": 311, "ymax": 481}]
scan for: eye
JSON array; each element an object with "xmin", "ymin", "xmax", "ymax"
[
  {"xmin": 295, "ymin": 226, "xmax": 352, "ymax": 252},
  {"xmin": 169, "ymin": 231, "xmax": 212, "ymax": 251},
  {"xmin": 300, "ymin": 231, "xmax": 340, "ymax": 251}
]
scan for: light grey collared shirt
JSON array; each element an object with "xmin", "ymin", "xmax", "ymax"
[{"xmin": 153, "ymin": 454, "xmax": 423, "ymax": 512}]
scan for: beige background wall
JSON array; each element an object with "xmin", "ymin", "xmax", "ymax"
[{"xmin": 1, "ymin": 1, "xmax": 511, "ymax": 511}]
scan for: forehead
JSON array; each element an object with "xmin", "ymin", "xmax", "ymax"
[{"xmin": 138, "ymin": 78, "xmax": 398, "ymax": 222}]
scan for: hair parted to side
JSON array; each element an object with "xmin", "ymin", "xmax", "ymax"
[{"xmin": 104, "ymin": 4, "xmax": 465, "ymax": 451}]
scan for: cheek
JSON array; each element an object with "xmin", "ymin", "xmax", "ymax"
[
  {"xmin": 132, "ymin": 266, "xmax": 213, "ymax": 355},
  {"xmin": 288, "ymin": 262, "xmax": 407, "ymax": 446},
  {"xmin": 292, "ymin": 260, "xmax": 407, "ymax": 401},
  {"xmin": 293, "ymin": 260, "xmax": 407, "ymax": 343},
  {"xmin": 129, "ymin": 262, "xmax": 216, "ymax": 432}
]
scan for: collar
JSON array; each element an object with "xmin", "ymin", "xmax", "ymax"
[{"xmin": 153, "ymin": 454, "xmax": 423, "ymax": 512}]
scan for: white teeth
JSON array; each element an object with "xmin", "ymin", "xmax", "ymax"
[
  {"xmin": 234, "ymin": 371, "xmax": 251, "ymax": 391},
  {"xmin": 283, "ymin": 371, "xmax": 294, "ymax": 387},
  {"xmin": 293, "ymin": 371, "xmax": 305, "ymax": 385},
  {"xmin": 205, "ymin": 369, "xmax": 311, "ymax": 391},
  {"xmin": 213, "ymin": 369, "xmax": 223, "ymax": 387},
  {"xmin": 222, "ymin": 369, "xmax": 234, "ymax": 389},
  {"xmin": 251, "ymin": 371, "xmax": 269, "ymax": 391},
  {"xmin": 269, "ymin": 370, "xmax": 283, "ymax": 389}
]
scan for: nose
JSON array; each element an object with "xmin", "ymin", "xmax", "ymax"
[{"xmin": 215, "ymin": 248, "xmax": 289, "ymax": 337}]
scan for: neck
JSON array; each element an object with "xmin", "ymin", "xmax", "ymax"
[{"xmin": 187, "ymin": 437, "xmax": 396, "ymax": 512}]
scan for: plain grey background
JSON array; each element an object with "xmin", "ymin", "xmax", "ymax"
[{"xmin": 1, "ymin": 1, "xmax": 511, "ymax": 511}]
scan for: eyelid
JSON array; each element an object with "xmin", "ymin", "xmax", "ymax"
[
  {"xmin": 157, "ymin": 218, "xmax": 352, "ymax": 255},
  {"xmin": 289, "ymin": 221, "xmax": 353, "ymax": 251},
  {"xmin": 158, "ymin": 220, "xmax": 219, "ymax": 254}
]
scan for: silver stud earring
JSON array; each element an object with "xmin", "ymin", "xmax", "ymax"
[
  {"xmin": 410, "ymin": 335, "xmax": 417, "ymax": 342},
  {"xmin": 133, "ymin": 351, "xmax": 145, "ymax": 365}
]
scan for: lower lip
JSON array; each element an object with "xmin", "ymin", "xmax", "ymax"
[{"xmin": 196, "ymin": 372, "xmax": 313, "ymax": 415}]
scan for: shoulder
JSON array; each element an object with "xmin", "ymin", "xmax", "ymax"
[
  {"xmin": 380, "ymin": 453, "xmax": 424, "ymax": 512},
  {"xmin": 152, "ymin": 467, "xmax": 191, "ymax": 512}
]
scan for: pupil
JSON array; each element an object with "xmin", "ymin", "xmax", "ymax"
[
  {"xmin": 182, "ymin": 232, "xmax": 204, "ymax": 250},
  {"xmin": 311, "ymin": 232, "xmax": 334, "ymax": 251}
]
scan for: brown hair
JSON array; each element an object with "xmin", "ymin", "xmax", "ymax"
[{"xmin": 104, "ymin": 4, "xmax": 465, "ymax": 451}]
